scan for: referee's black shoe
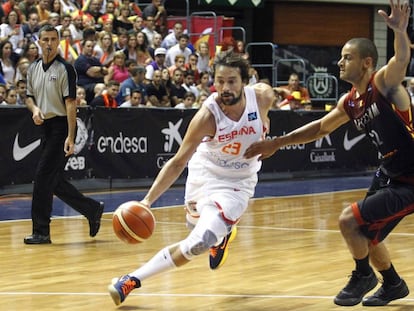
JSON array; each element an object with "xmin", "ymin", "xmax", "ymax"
[
  {"xmin": 334, "ymin": 270, "xmax": 378, "ymax": 306},
  {"xmin": 362, "ymin": 278, "xmax": 409, "ymax": 306},
  {"xmin": 89, "ymin": 201, "xmax": 104, "ymax": 237},
  {"xmin": 24, "ymin": 233, "xmax": 51, "ymax": 244}
]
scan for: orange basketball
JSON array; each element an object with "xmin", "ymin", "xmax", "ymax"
[{"xmin": 112, "ymin": 201, "xmax": 156, "ymax": 244}]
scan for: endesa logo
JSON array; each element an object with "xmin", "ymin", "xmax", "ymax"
[{"xmin": 97, "ymin": 132, "xmax": 148, "ymax": 153}]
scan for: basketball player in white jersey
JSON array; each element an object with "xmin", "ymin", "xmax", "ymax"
[{"xmin": 108, "ymin": 49, "xmax": 275, "ymax": 306}]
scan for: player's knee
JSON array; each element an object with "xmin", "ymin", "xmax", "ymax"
[
  {"xmin": 185, "ymin": 213, "xmax": 198, "ymax": 230},
  {"xmin": 338, "ymin": 209, "xmax": 348, "ymax": 228},
  {"xmin": 183, "ymin": 229, "xmax": 218, "ymax": 257},
  {"xmin": 339, "ymin": 206, "xmax": 358, "ymax": 232}
]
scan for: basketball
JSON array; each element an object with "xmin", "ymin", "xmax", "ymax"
[{"xmin": 112, "ymin": 201, "xmax": 156, "ymax": 244}]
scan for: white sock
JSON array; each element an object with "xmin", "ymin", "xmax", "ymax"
[{"xmin": 130, "ymin": 246, "xmax": 176, "ymax": 281}]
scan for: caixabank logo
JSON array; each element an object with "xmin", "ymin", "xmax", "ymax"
[
  {"xmin": 156, "ymin": 119, "xmax": 184, "ymax": 169},
  {"xmin": 310, "ymin": 135, "xmax": 336, "ymax": 163}
]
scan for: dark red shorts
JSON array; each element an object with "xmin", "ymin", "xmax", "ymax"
[{"xmin": 353, "ymin": 177, "xmax": 414, "ymax": 245}]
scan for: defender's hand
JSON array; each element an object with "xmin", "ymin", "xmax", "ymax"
[
  {"xmin": 378, "ymin": 0, "xmax": 410, "ymax": 33},
  {"xmin": 244, "ymin": 139, "xmax": 280, "ymax": 161}
]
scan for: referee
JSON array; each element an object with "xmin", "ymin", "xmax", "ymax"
[{"xmin": 24, "ymin": 24, "xmax": 104, "ymax": 244}]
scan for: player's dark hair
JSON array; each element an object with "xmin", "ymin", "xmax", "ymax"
[{"xmin": 213, "ymin": 49, "xmax": 250, "ymax": 84}]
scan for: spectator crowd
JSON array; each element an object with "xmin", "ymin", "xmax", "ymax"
[{"xmin": 0, "ymin": 0, "xmax": 265, "ymax": 110}]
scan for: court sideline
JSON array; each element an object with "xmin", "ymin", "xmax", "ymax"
[{"xmin": 2, "ymin": 175, "xmax": 414, "ymax": 310}]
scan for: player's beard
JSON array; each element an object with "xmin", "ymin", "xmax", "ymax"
[{"xmin": 221, "ymin": 90, "xmax": 243, "ymax": 106}]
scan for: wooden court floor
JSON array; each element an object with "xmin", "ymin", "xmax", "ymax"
[{"xmin": 2, "ymin": 189, "xmax": 414, "ymax": 310}]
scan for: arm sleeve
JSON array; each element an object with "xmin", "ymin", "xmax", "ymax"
[{"xmin": 63, "ymin": 62, "xmax": 78, "ymax": 99}]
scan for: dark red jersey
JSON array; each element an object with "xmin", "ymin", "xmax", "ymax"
[{"xmin": 343, "ymin": 73, "xmax": 414, "ymax": 178}]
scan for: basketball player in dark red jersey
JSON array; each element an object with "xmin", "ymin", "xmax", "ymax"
[{"xmin": 245, "ymin": 0, "xmax": 413, "ymax": 307}]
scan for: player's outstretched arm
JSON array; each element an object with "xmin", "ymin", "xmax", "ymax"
[
  {"xmin": 244, "ymin": 98, "xmax": 349, "ymax": 160},
  {"xmin": 141, "ymin": 106, "xmax": 215, "ymax": 206}
]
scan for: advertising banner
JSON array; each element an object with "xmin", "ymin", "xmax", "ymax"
[
  {"xmin": 0, "ymin": 107, "xmax": 41, "ymax": 186},
  {"xmin": 88, "ymin": 107, "xmax": 195, "ymax": 178},
  {"xmin": 0, "ymin": 108, "xmax": 378, "ymax": 187},
  {"xmin": 262, "ymin": 110, "xmax": 378, "ymax": 173}
]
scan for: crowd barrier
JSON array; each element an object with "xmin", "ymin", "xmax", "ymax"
[{"xmin": 0, "ymin": 107, "xmax": 378, "ymax": 188}]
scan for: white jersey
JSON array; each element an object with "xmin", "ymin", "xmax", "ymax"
[
  {"xmin": 185, "ymin": 86, "xmax": 265, "ymax": 221},
  {"xmin": 188, "ymin": 86, "xmax": 264, "ymax": 181},
  {"xmin": 180, "ymin": 85, "xmax": 270, "ymax": 251}
]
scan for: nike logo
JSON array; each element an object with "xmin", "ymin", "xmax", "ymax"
[
  {"xmin": 13, "ymin": 133, "xmax": 41, "ymax": 161},
  {"xmin": 343, "ymin": 130, "xmax": 365, "ymax": 151},
  {"xmin": 219, "ymin": 126, "xmax": 229, "ymax": 131}
]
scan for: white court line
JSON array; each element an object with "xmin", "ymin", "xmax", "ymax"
[
  {"xmin": 0, "ymin": 291, "xmax": 413, "ymax": 303},
  {"xmin": 1, "ymin": 291, "xmax": 413, "ymax": 301}
]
